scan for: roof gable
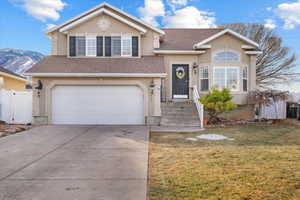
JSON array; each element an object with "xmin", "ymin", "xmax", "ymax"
[
  {"xmin": 47, "ymin": 2, "xmax": 165, "ymax": 35},
  {"xmin": 193, "ymin": 29, "xmax": 259, "ymax": 49}
]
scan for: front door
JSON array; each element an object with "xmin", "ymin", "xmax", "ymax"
[{"xmin": 172, "ymin": 64, "xmax": 189, "ymax": 99}]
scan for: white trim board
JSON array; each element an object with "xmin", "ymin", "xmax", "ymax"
[
  {"xmin": 193, "ymin": 29, "xmax": 259, "ymax": 49},
  {"xmin": 0, "ymin": 72, "xmax": 28, "ymax": 82},
  {"xmin": 153, "ymin": 50, "xmax": 206, "ymax": 55},
  {"xmin": 47, "ymin": 2, "xmax": 165, "ymax": 35},
  {"xmin": 245, "ymin": 51, "xmax": 263, "ymax": 55},
  {"xmin": 60, "ymin": 8, "xmax": 147, "ymax": 34},
  {"xmin": 24, "ymin": 73, "xmax": 167, "ymax": 78}
]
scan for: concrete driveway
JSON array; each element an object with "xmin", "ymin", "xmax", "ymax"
[{"xmin": 0, "ymin": 126, "xmax": 149, "ymax": 200}]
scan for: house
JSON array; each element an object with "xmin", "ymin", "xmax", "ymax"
[
  {"xmin": 25, "ymin": 2, "xmax": 261, "ymax": 126},
  {"xmin": 0, "ymin": 66, "xmax": 28, "ymax": 91}
]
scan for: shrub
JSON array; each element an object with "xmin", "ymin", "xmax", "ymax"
[{"xmin": 199, "ymin": 88, "xmax": 237, "ymax": 124}]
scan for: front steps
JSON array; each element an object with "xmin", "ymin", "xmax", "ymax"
[{"xmin": 160, "ymin": 102, "xmax": 201, "ymax": 127}]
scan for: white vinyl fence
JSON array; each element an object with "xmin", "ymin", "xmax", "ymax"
[
  {"xmin": 0, "ymin": 89, "xmax": 32, "ymax": 124},
  {"xmin": 258, "ymin": 99, "xmax": 286, "ymax": 120}
]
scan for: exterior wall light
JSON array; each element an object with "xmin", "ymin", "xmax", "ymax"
[
  {"xmin": 193, "ymin": 62, "xmax": 199, "ymax": 74},
  {"xmin": 149, "ymin": 81, "xmax": 155, "ymax": 95}
]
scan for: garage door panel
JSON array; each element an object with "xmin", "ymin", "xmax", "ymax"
[{"xmin": 52, "ymin": 86, "xmax": 144, "ymax": 125}]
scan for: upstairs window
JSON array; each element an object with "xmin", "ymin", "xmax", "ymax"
[
  {"xmin": 111, "ymin": 36, "xmax": 121, "ymax": 56},
  {"xmin": 213, "ymin": 51, "xmax": 240, "ymax": 62},
  {"xmin": 213, "ymin": 67, "xmax": 239, "ymax": 91},
  {"xmin": 86, "ymin": 36, "xmax": 97, "ymax": 56},
  {"xmin": 121, "ymin": 35, "xmax": 132, "ymax": 56},
  {"xmin": 69, "ymin": 35, "xmax": 138, "ymax": 57},
  {"xmin": 76, "ymin": 36, "xmax": 86, "ymax": 56},
  {"xmin": 199, "ymin": 66, "xmax": 209, "ymax": 91}
]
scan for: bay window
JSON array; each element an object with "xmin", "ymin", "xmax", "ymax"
[{"xmin": 213, "ymin": 67, "xmax": 239, "ymax": 91}]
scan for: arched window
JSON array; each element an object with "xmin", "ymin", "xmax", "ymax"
[{"xmin": 213, "ymin": 51, "xmax": 240, "ymax": 62}]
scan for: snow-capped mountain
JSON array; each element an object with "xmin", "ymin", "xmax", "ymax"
[{"xmin": 0, "ymin": 48, "xmax": 44, "ymax": 75}]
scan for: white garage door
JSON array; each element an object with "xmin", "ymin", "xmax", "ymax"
[{"xmin": 52, "ymin": 86, "xmax": 144, "ymax": 125}]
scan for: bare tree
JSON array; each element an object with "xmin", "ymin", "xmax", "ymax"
[{"xmin": 221, "ymin": 23, "xmax": 298, "ymax": 87}]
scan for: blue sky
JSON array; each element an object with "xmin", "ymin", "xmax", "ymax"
[{"xmin": 0, "ymin": 0, "xmax": 300, "ymax": 71}]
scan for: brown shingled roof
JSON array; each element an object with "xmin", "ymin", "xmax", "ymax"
[
  {"xmin": 0, "ymin": 66, "xmax": 26, "ymax": 79},
  {"xmin": 26, "ymin": 56, "xmax": 165, "ymax": 74},
  {"xmin": 158, "ymin": 28, "xmax": 224, "ymax": 50}
]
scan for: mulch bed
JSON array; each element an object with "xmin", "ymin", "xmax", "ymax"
[{"xmin": 0, "ymin": 124, "xmax": 31, "ymax": 138}]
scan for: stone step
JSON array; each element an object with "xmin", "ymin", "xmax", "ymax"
[{"xmin": 160, "ymin": 102, "xmax": 201, "ymax": 127}]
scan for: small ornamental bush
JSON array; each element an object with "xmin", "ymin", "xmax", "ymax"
[{"xmin": 199, "ymin": 88, "xmax": 237, "ymax": 124}]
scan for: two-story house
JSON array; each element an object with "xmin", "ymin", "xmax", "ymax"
[{"xmin": 26, "ymin": 2, "xmax": 261, "ymax": 126}]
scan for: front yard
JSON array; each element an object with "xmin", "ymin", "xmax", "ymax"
[{"xmin": 149, "ymin": 125, "xmax": 300, "ymax": 200}]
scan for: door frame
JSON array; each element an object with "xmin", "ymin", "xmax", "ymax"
[{"xmin": 172, "ymin": 64, "xmax": 190, "ymax": 99}]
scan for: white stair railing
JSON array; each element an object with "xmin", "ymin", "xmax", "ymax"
[{"xmin": 192, "ymin": 85, "xmax": 204, "ymax": 128}]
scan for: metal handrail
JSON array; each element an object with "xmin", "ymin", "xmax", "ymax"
[{"xmin": 192, "ymin": 85, "xmax": 204, "ymax": 128}]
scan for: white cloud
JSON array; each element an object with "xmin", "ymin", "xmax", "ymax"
[
  {"xmin": 275, "ymin": 0, "xmax": 300, "ymax": 29},
  {"xmin": 264, "ymin": 19, "xmax": 277, "ymax": 29},
  {"xmin": 266, "ymin": 7, "xmax": 272, "ymax": 11},
  {"xmin": 167, "ymin": 0, "xmax": 188, "ymax": 11},
  {"xmin": 138, "ymin": 0, "xmax": 165, "ymax": 27},
  {"xmin": 46, "ymin": 23, "xmax": 57, "ymax": 30},
  {"xmin": 15, "ymin": 0, "xmax": 66, "ymax": 21},
  {"xmin": 163, "ymin": 6, "xmax": 216, "ymax": 28}
]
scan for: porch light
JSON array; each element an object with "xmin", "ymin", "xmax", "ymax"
[
  {"xmin": 149, "ymin": 81, "xmax": 155, "ymax": 95},
  {"xmin": 193, "ymin": 62, "xmax": 199, "ymax": 74}
]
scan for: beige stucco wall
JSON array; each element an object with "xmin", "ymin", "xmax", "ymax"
[
  {"xmin": 0, "ymin": 75, "xmax": 27, "ymax": 91},
  {"xmin": 32, "ymin": 77, "xmax": 161, "ymax": 125},
  {"xmin": 50, "ymin": 9, "xmax": 159, "ymax": 56},
  {"xmin": 161, "ymin": 33, "xmax": 257, "ymax": 105}
]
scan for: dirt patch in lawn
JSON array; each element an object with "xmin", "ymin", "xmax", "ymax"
[
  {"xmin": 148, "ymin": 125, "xmax": 300, "ymax": 200},
  {"xmin": 0, "ymin": 124, "xmax": 31, "ymax": 138}
]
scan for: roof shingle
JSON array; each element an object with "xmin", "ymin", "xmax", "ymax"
[
  {"xmin": 158, "ymin": 28, "xmax": 224, "ymax": 50},
  {"xmin": 26, "ymin": 56, "xmax": 165, "ymax": 74}
]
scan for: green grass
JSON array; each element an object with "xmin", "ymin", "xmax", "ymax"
[{"xmin": 149, "ymin": 125, "xmax": 300, "ymax": 200}]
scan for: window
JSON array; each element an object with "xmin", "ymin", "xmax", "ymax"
[
  {"xmin": 243, "ymin": 67, "xmax": 248, "ymax": 92},
  {"xmin": 199, "ymin": 66, "xmax": 209, "ymax": 91},
  {"xmin": 76, "ymin": 36, "xmax": 86, "ymax": 56},
  {"xmin": 213, "ymin": 67, "xmax": 239, "ymax": 91},
  {"xmin": 86, "ymin": 36, "xmax": 96, "ymax": 56},
  {"xmin": 111, "ymin": 36, "xmax": 121, "ymax": 56},
  {"xmin": 213, "ymin": 51, "xmax": 240, "ymax": 62},
  {"xmin": 121, "ymin": 35, "xmax": 132, "ymax": 56}
]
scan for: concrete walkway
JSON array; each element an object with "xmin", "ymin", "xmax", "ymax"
[{"xmin": 0, "ymin": 125, "xmax": 149, "ymax": 200}]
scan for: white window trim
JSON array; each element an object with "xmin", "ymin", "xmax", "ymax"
[
  {"xmin": 212, "ymin": 50, "xmax": 241, "ymax": 62},
  {"xmin": 213, "ymin": 66, "xmax": 240, "ymax": 92},
  {"xmin": 121, "ymin": 34, "xmax": 132, "ymax": 57},
  {"xmin": 199, "ymin": 66, "xmax": 209, "ymax": 92},
  {"xmin": 110, "ymin": 33, "xmax": 132, "ymax": 57},
  {"xmin": 85, "ymin": 35, "xmax": 97, "ymax": 57}
]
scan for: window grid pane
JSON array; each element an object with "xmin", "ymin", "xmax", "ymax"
[
  {"xmin": 76, "ymin": 36, "xmax": 86, "ymax": 56},
  {"xmin": 214, "ymin": 51, "xmax": 240, "ymax": 62},
  {"xmin": 111, "ymin": 36, "xmax": 121, "ymax": 56},
  {"xmin": 227, "ymin": 68, "xmax": 239, "ymax": 91},
  {"xmin": 200, "ymin": 67, "xmax": 209, "ymax": 91},
  {"xmin": 243, "ymin": 67, "xmax": 248, "ymax": 91},
  {"xmin": 122, "ymin": 36, "xmax": 132, "ymax": 56},
  {"xmin": 86, "ymin": 37, "xmax": 96, "ymax": 56},
  {"xmin": 214, "ymin": 68, "xmax": 226, "ymax": 89}
]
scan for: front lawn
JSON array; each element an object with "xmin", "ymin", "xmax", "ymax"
[{"xmin": 149, "ymin": 125, "xmax": 300, "ymax": 200}]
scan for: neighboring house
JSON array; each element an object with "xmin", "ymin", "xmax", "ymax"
[
  {"xmin": 25, "ymin": 2, "xmax": 261, "ymax": 125},
  {"xmin": 0, "ymin": 66, "xmax": 28, "ymax": 91}
]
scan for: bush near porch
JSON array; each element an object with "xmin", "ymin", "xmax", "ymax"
[{"xmin": 148, "ymin": 125, "xmax": 300, "ymax": 200}]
